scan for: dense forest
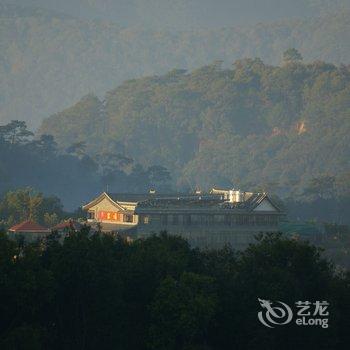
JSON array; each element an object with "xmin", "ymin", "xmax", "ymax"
[
  {"xmin": 0, "ymin": 230, "xmax": 349, "ymax": 349},
  {"xmin": 0, "ymin": 188, "xmax": 67, "ymax": 229},
  {"xmin": 39, "ymin": 56, "xmax": 350, "ymax": 220},
  {"xmin": 1, "ymin": 3, "xmax": 349, "ymax": 349},
  {"xmin": 0, "ymin": 121, "xmax": 172, "ymax": 209},
  {"xmin": 1, "ymin": 3, "xmax": 350, "ymax": 127}
]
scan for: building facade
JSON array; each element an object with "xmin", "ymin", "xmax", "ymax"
[
  {"xmin": 82, "ymin": 190, "xmax": 285, "ymax": 249},
  {"xmin": 8, "ymin": 220, "xmax": 51, "ymax": 242},
  {"xmin": 82, "ymin": 193, "xmax": 152, "ymax": 233}
]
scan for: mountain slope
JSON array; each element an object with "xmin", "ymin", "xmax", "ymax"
[
  {"xmin": 39, "ymin": 58, "xmax": 350, "ymax": 195},
  {"xmin": 1, "ymin": 9, "xmax": 350, "ymax": 128}
]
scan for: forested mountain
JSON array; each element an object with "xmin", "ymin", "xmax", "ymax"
[
  {"xmin": 39, "ymin": 56, "xmax": 350, "ymax": 207},
  {"xmin": 0, "ymin": 3, "xmax": 70, "ymax": 19},
  {"xmin": 1, "ymin": 4, "xmax": 350, "ymax": 127},
  {"xmin": 0, "ymin": 121, "xmax": 172, "ymax": 210}
]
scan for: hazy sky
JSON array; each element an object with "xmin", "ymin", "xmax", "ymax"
[{"xmin": 4, "ymin": 0, "xmax": 348, "ymax": 29}]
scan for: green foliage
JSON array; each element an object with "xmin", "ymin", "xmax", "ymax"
[
  {"xmin": 0, "ymin": 188, "xmax": 65, "ymax": 228},
  {"xmin": 43, "ymin": 213, "xmax": 60, "ymax": 227},
  {"xmin": 314, "ymin": 224, "xmax": 350, "ymax": 269},
  {"xmin": 0, "ymin": 120, "xmax": 33, "ymax": 145},
  {"xmin": 211, "ymin": 233, "xmax": 340, "ymax": 349},
  {"xmin": 0, "ymin": 232, "xmax": 54, "ymax": 350},
  {"xmin": 1, "ymin": 7, "xmax": 350, "ymax": 128},
  {"xmin": 40, "ymin": 59, "xmax": 350, "ymax": 208},
  {"xmin": 0, "ymin": 230, "xmax": 349, "ymax": 349},
  {"xmin": 302, "ymin": 175, "xmax": 336, "ymax": 200},
  {"xmin": 283, "ymin": 48, "xmax": 303, "ymax": 63},
  {"xmin": 149, "ymin": 272, "xmax": 217, "ymax": 350},
  {"xmin": 0, "ymin": 120, "xmax": 173, "ymax": 210}
]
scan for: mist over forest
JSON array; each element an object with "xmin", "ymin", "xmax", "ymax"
[
  {"xmin": 1, "ymin": 56, "xmax": 349, "ymax": 225},
  {"xmin": 0, "ymin": 1, "xmax": 349, "ymax": 218},
  {"xmin": 1, "ymin": 2, "xmax": 350, "ymax": 349},
  {"xmin": 5, "ymin": 0, "xmax": 350, "ymax": 28},
  {"xmin": 0, "ymin": 2, "xmax": 350, "ymax": 127}
]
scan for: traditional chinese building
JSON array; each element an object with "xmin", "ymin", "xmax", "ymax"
[
  {"xmin": 8, "ymin": 220, "xmax": 50, "ymax": 242},
  {"xmin": 51, "ymin": 220, "xmax": 83, "ymax": 234},
  {"xmin": 82, "ymin": 189, "xmax": 285, "ymax": 249},
  {"xmin": 82, "ymin": 192, "xmax": 154, "ymax": 233}
]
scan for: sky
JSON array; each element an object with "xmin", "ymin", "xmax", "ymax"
[{"xmin": 4, "ymin": 0, "xmax": 348, "ymax": 29}]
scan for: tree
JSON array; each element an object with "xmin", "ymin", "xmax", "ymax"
[
  {"xmin": 147, "ymin": 165, "xmax": 171, "ymax": 191},
  {"xmin": 0, "ymin": 232, "xmax": 53, "ymax": 350},
  {"xmin": 98, "ymin": 152, "xmax": 134, "ymax": 175},
  {"xmin": 149, "ymin": 272, "xmax": 217, "ymax": 350},
  {"xmin": 0, "ymin": 189, "xmax": 65, "ymax": 227},
  {"xmin": 66, "ymin": 141, "xmax": 86, "ymax": 158},
  {"xmin": 43, "ymin": 213, "xmax": 59, "ymax": 227},
  {"xmin": 35, "ymin": 134, "xmax": 57, "ymax": 154},
  {"xmin": 0, "ymin": 120, "xmax": 33, "ymax": 145},
  {"xmin": 0, "ymin": 188, "xmax": 43, "ymax": 224},
  {"xmin": 207, "ymin": 233, "xmax": 341, "ymax": 350},
  {"xmin": 303, "ymin": 175, "xmax": 336, "ymax": 200},
  {"xmin": 283, "ymin": 48, "xmax": 303, "ymax": 63},
  {"xmin": 43, "ymin": 228, "xmax": 127, "ymax": 349},
  {"xmin": 0, "ymin": 230, "xmax": 349, "ymax": 349}
]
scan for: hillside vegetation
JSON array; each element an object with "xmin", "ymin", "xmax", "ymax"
[
  {"xmin": 39, "ymin": 56, "xmax": 350, "ymax": 203},
  {"xmin": 0, "ymin": 120, "xmax": 172, "ymax": 209},
  {"xmin": 1, "ymin": 6, "xmax": 350, "ymax": 127},
  {"xmin": 0, "ymin": 231, "xmax": 349, "ymax": 349}
]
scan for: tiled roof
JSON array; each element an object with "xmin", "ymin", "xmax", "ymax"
[
  {"xmin": 51, "ymin": 220, "xmax": 82, "ymax": 231},
  {"xmin": 137, "ymin": 195, "xmax": 222, "ymax": 209},
  {"xmin": 136, "ymin": 193, "xmax": 283, "ymax": 212},
  {"xmin": 220, "ymin": 193, "xmax": 267, "ymax": 210},
  {"xmin": 9, "ymin": 220, "xmax": 50, "ymax": 233},
  {"xmin": 107, "ymin": 192, "xmax": 196, "ymax": 203},
  {"xmin": 108, "ymin": 193, "xmax": 158, "ymax": 203},
  {"xmin": 83, "ymin": 191, "xmax": 283, "ymax": 213},
  {"xmin": 82, "ymin": 192, "xmax": 213, "ymax": 210}
]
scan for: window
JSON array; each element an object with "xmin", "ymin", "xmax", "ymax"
[
  {"xmin": 172, "ymin": 215, "xmax": 179, "ymax": 225},
  {"xmin": 215, "ymin": 215, "xmax": 225, "ymax": 225},
  {"xmin": 123, "ymin": 214, "xmax": 133, "ymax": 223},
  {"xmin": 191, "ymin": 215, "xmax": 200, "ymax": 225},
  {"xmin": 143, "ymin": 216, "xmax": 149, "ymax": 224},
  {"xmin": 243, "ymin": 216, "xmax": 249, "ymax": 225},
  {"xmin": 161, "ymin": 215, "xmax": 168, "ymax": 225},
  {"xmin": 184, "ymin": 215, "xmax": 191, "ymax": 226},
  {"xmin": 237, "ymin": 215, "xmax": 249, "ymax": 225},
  {"xmin": 88, "ymin": 211, "xmax": 95, "ymax": 220}
]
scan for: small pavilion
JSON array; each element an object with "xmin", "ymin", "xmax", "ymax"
[{"xmin": 8, "ymin": 220, "xmax": 50, "ymax": 242}]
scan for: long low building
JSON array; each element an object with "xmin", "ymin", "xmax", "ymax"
[
  {"xmin": 82, "ymin": 189, "xmax": 285, "ymax": 249},
  {"xmin": 8, "ymin": 220, "xmax": 51, "ymax": 242}
]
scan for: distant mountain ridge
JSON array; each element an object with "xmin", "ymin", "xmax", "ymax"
[
  {"xmin": 1, "ymin": 7, "xmax": 350, "ymax": 128},
  {"xmin": 5, "ymin": 0, "xmax": 350, "ymax": 28},
  {"xmin": 0, "ymin": 3, "xmax": 71, "ymax": 19}
]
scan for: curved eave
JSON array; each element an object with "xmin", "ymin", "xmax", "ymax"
[
  {"xmin": 82, "ymin": 192, "xmax": 126, "ymax": 211},
  {"xmin": 251, "ymin": 194, "xmax": 283, "ymax": 212}
]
